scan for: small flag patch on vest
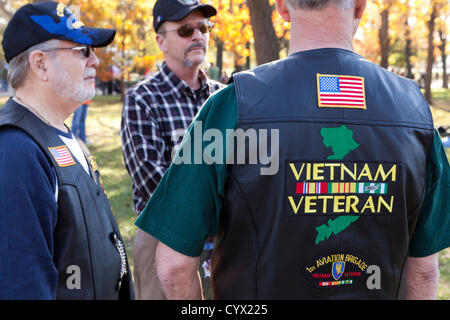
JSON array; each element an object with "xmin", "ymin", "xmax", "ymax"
[
  {"xmin": 317, "ymin": 74, "xmax": 366, "ymax": 109},
  {"xmin": 48, "ymin": 145, "xmax": 76, "ymax": 167}
]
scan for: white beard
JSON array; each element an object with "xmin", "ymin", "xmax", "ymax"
[
  {"xmin": 50, "ymin": 59, "xmax": 96, "ymax": 103},
  {"xmin": 52, "ymin": 79, "xmax": 95, "ymax": 103}
]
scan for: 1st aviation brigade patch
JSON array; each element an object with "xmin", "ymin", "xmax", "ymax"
[{"xmin": 303, "ymin": 253, "xmax": 371, "ymax": 288}]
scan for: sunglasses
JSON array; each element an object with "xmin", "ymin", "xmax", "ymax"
[
  {"xmin": 43, "ymin": 46, "xmax": 95, "ymax": 58},
  {"xmin": 161, "ymin": 21, "xmax": 214, "ymax": 38}
]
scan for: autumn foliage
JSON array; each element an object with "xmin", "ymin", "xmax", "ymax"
[{"xmin": 0, "ymin": 0, "xmax": 447, "ymax": 101}]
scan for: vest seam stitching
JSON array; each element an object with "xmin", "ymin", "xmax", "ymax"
[
  {"xmin": 229, "ymin": 172, "xmax": 260, "ymax": 299},
  {"xmin": 239, "ymin": 119, "xmax": 434, "ymax": 130},
  {"xmin": 73, "ymin": 185, "xmax": 97, "ymax": 299}
]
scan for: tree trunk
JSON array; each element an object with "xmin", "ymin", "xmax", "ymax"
[
  {"xmin": 379, "ymin": 7, "xmax": 390, "ymax": 69},
  {"xmin": 215, "ymin": 38, "xmax": 224, "ymax": 76},
  {"xmin": 425, "ymin": 4, "xmax": 437, "ymax": 104},
  {"xmin": 439, "ymin": 29, "xmax": 448, "ymax": 89},
  {"xmin": 404, "ymin": 23, "xmax": 413, "ymax": 79},
  {"xmin": 403, "ymin": 4, "xmax": 414, "ymax": 79},
  {"xmin": 234, "ymin": 54, "xmax": 244, "ymax": 72},
  {"xmin": 120, "ymin": 35, "xmax": 126, "ymax": 102},
  {"xmin": 246, "ymin": 42, "xmax": 251, "ymax": 70},
  {"xmin": 246, "ymin": 0, "xmax": 279, "ymax": 65},
  {"xmin": 214, "ymin": 0, "xmax": 224, "ymax": 76}
]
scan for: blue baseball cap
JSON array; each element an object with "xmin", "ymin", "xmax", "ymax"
[
  {"xmin": 153, "ymin": 0, "xmax": 217, "ymax": 32},
  {"xmin": 2, "ymin": 1, "xmax": 116, "ymax": 63}
]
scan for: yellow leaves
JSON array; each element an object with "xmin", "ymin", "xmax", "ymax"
[
  {"xmin": 272, "ymin": 8, "xmax": 290, "ymax": 40},
  {"xmin": 67, "ymin": 0, "xmax": 158, "ymax": 84},
  {"xmin": 115, "ymin": 16, "xmax": 123, "ymax": 29},
  {"xmin": 208, "ymin": 0, "xmax": 253, "ymax": 58},
  {"xmin": 6, "ymin": 0, "xmax": 443, "ymax": 79},
  {"xmin": 133, "ymin": 55, "xmax": 158, "ymax": 70}
]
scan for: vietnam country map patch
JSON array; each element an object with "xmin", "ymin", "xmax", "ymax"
[{"xmin": 317, "ymin": 74, "xmax": 366, "ymax": 109}]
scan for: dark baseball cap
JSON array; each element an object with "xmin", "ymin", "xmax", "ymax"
[
  {"xmin": 153, "ymin": 0, "xmax": 217, "ymax": 32},
  {"xmin": 2, "ymin": 1, "xmax": 116, "ymax": 63}
]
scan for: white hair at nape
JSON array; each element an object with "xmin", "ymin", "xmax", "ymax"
[
  {"xmin": 6, "ymin": 39, "xmax": 60, "ymax": 90},
  {"xmin": 284, "ymin": 0, "xmax": 356, "ymax": 10}
]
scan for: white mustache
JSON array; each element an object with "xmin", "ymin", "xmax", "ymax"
[{"xmin": 84, "ymin": 68, "xmax": 96, "ymax": 78}]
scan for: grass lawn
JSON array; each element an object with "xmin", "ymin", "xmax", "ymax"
[{"xmin": 1, "ymin": 88, "xmax": 449, "ymax": 299}]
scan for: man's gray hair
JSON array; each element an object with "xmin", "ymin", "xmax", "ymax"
[
  {"xmin": 7, "ymin": 39, "xmax": 60, "ymax": 89},
  {"xmin": 284, "ymin": 0, "xmax": 356, "ymax": 10}
]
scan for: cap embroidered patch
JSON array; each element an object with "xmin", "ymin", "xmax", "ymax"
[
  {"xmin": 48, "ymin": 145, "xmax": 76, "ymax": 167},
  {"xmin": 317, "ymin": 74, "xmax": 366, "ymax": 109},
  {"xmin": 178, "ymin": 0, "xmax": 198, "ymax": 4}
]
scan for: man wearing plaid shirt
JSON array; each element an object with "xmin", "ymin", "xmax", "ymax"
[{"xmin": 120, "ymin": 0, "xmax": 222, "ymax": 300}]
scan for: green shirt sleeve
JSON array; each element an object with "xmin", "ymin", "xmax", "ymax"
[
  {"xmin": 409, "ymin": 130, "xmax": 450, "ymax": 257},
  {"xmin": 135, "ymin": 84, "xmax": 238, "ymax": 257}
]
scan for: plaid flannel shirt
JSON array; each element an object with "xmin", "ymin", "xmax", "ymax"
[{"xmin": 121, "ymin": 62, "xmax": 223, "ymax": 214}]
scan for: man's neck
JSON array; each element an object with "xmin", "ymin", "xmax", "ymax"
[
  {"xmin": 165, "ymin": 60, "xmax": 202, "ymax": 90},
  {"xmin": 15, "ymin": 86, "xmax": 75, "ymax": 132},
  {"xmin": 287, "ymin": 7, "xmax": 355, "ymax": 55}
]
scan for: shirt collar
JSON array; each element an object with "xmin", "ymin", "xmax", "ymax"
[{"xmin": 159, "ymin": 61, "xmax": 212, "ymax": 100}]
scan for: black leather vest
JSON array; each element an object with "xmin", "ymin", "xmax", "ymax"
[
  {"xmin": 212, "ymin": 48, "xmax": 434, "ymax": 299},
  {"xmin": 0, "ymin": 99, "xmax": 134, "ymax": 300}
]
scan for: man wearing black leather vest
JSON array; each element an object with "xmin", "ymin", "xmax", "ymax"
[
  {"xmin": 0, "ymin": 2, "xmax": 133, "ymax": 299},
  {"xmin": 135, "ymin": 0, "xmax": 450, "ymax": 299}
]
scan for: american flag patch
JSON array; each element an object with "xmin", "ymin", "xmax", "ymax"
[
  {"xmin": 48, "ymin": 145, "xmax": 76, "ymax": 167},
  {"xmin": 317, "ymin": 74, "xmax": 366, "ymax": 109}
]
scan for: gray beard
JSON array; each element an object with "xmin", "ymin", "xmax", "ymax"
[
  {"xmin": 183, "ymin": 42, "xmax": 206, "ymax": 68},
  {"xmin": 50, "ymin": 59, "xmax": 96, "ymax": 103},
  {"xmin": 51, "ymin": 79, "xmax": 95, "ymax": 103},
  {"xmin": 183, "ymin": 59, "xmax": 194, "ymax": 68}
]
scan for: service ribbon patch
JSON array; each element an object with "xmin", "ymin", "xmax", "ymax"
[
  {"xmin": 317, "ymin": 74, "xmax": 366, "ymax": 109},
  {"xmin": 48, "ymin": 145, "xmax": 76, "ymax": 167}
]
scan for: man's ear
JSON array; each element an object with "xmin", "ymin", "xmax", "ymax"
[
  {"xmin": 354, "ymin": 0, "xmax": 367, "ymax": 19},
  {"xmin": 275, "ymin": 0, "xmax": 291, "ymax": 23},
  {"xmin": 155, "ymin": 33, "xmax": 167, "ymax": 53},
  {"xmin": 352, "ymin": 0, "xmax": 367, "ymax": 36},
  {"xmin": 156, "ymin": 32, "xmax": 169, "ymax": 54},
  {"xmin": 28, "ymin": 50, "xmax": 49, "ymax": 81}
]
